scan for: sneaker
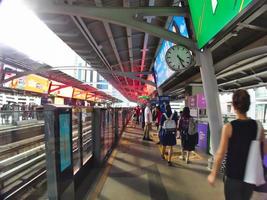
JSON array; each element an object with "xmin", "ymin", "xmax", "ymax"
[
  {"xmin": 168, "ymin": 161, "xmax": 172, "ymax": 166},
  {"xmin": 147, "ymin": 138, "xmax": 153, "ymax": 141},
  {"xmin": 161, "ymin": 154, "xmax": 165, "ymax": 160}
]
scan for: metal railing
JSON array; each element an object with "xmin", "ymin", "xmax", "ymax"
[{"xmin": 0, "ymin": 110, "xmax": 44, "ymax": 126}]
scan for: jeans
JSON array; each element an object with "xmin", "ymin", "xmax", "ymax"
[{"xmin": 224, "ymin": 177, "xmax": 254, "ymax": 200}]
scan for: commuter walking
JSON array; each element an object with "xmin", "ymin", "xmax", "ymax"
[
  {"xmin": 134, "ymin": 105, "xmax": 141, "ymax": 125},
  {"xmin": 141, "ymin": 105, "xmax": 146, "ymax": 130},
  {"xmin": 208, "ymin": 89, "xmax": 267, "ymax": 200},
  {"xmin": 159, "ymin": 104, "xmax": 178, "ymax": 166},
  {"xmin": 156, "ymin": 106, "xmax": 163, "ymax": 145},
  {"xmin": 131, "ymin": 110, "xmax": 136, "ymax": 128},
  {"xmin": 155, "ymin": 106, "xmax": 162, "ymax": 131},
  {"xmin": 152, "ymin": 106, "xmax": 157, "ymax": 125},
  {"xmin": 178, "ymin": 107, "xmax": 198, "ymax": 164},
  {"xmin": 143, "ymin": 102, "xmax": 153, "ymax": 141}
]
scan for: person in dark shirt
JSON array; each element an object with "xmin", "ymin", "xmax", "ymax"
[
  {"xmin": 208, "ymin": 89, "xmax": 267, "ymax": 200},
  {"xmin": 159, "ymin": 104, "xmax": 178, "ymax": 166}
]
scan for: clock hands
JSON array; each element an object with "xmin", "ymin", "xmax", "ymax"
[{"xmin": 177, "ymin": 55, "xmax": 185, "ymax": 69}]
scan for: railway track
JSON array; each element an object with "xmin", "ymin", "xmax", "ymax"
[{"xmin": 0, "ymin": 113, "xmax": 94, "ymax": 199}]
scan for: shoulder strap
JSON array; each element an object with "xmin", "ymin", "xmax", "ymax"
[
  {"xmin": 163, "ymin": 113, "xmax": 169, "ymax": 120},
  {"xmin": 256, "ymin": 120, "xmax": 262, "ymax": 140}
]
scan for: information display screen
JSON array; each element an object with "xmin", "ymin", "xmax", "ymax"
[
  {"xmin": 154, "ymin": 16, "xmax": 189, "ymax": 87},
  {"xmin": 59, "ymin": 113, "xmax": 71, "ymax": 172},
  {"xmin": 188, "ymin": 0, "xmax": 253, "ymax": 48}
]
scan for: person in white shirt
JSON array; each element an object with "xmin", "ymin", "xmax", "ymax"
[{"xmin": 143, "ymin": 102, "xmax": 153, "ymax": 141}]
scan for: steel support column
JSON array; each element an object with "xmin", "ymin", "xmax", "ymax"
[
  {"xmin": 0, "ymin": 62, "xmax": 4, "ymax": 86},
  {"xmin": 199, "ymin": 50, "xmax": 223, "ymax": 155}
]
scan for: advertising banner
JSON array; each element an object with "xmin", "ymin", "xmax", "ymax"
[
  {"xmin": 72, "ymin": 88, "xmax": 87, "ymax": 100},
  {"xmin": 188, "ymin": 95, "xmax": 197, "ymax": 108},
  {"xmin": 197, "ymin": 93, "xmax": 207, "ymax": 108},
  {"xmin": 198, "ymin": 122, "xmax": 209, "ymax": 153},
  {"xmin": 10, "ymin": 74, "xmax": 50, "ymax": 94},
  {"xmin": 188, "ymin": 0, "xmax": 253, "ymax": 48}
]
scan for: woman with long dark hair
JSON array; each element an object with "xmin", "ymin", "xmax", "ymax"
[
  {"xmin": 178, "ymin": 107, "xmax": 197, "ymax": 163},
  {"xmin": 159, "ymin": 104, "xmax": 178, "ymax": 166},
  {"xmin": 208, "ymin": 89, "xmax": 267, "ymax": 200}
]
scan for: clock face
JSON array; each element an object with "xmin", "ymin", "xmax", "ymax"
[{"xmin": 165, "ymin": 45, "xmax": 193, "ymax": 71}]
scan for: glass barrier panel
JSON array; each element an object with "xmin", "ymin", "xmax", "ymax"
[
  {"xmin": 72, "ymin": 108, "xmax": 81, "ymax": 174},
  {"xmin": 82, "ymin": 108, "xmax": 93, "ymax": 165}
]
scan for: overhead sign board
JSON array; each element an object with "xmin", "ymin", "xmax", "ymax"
[
  {"xmin": 72, "ymin": 88, "xmax": 87, "ymax": 100},
  {"xmin": 50, "ymin": 84, "xmax": 74, "ymax": 98},
  {"xmin": 10, "ymin": 74, "xmax": 50, "ymax": 94},
  {"xmin": 188, "ymin": 0, "xmax": 253, "ymax": 48}
]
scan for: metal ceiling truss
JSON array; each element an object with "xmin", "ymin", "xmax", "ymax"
[
  {"xmin": 70, "ymin": 14, "xmax": 131, "ymax": 98},
  {"xmin": 219, "ymin": 70, "xmax": 267, "ymax": 87},
  {"xmin": 25, "ymin": 0, "xmax": 196, "ymax": 51},
  {"xmin": 211, "ymin": 4, "xmax": 267, "ymax": 51},
  {"xmin": 214, "ymin": 46, "xmax": 267, "ymax": 73},
  {"xmin": 2, "ymin": 66, "xmax": 155, "ymax": 86},
  {"xmin": 94, "ymin": 0, "xmax": 130, "ymax": 87}
]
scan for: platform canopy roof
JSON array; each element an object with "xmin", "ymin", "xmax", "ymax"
[
  {"xmin": 0, "ymin": 43, "xmax": 118, "ymax": 101},
  {"xmin": 22, "ymin": 0, "xmax": 192, "ymax": 101},
  {"xmin": 2, "ymin": 0, "xmax": 267, "ymax": 101}
]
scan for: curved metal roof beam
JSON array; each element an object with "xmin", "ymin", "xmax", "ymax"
[
  {"xmin": 214, "ymin": 45, "xmax": 267, "ymax": 73},
  {"xmin": 24, "ymin": 0, "xmax": 196, "ymax": 51}
]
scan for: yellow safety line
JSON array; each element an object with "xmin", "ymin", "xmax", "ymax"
[{"xmin": 239, "ymin": 0, "xmax": 245, "ymax": 12}]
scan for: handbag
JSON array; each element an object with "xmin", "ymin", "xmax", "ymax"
[{"xmin": 244, "ymin": 121, "xmax": 266, "ymax": 186}]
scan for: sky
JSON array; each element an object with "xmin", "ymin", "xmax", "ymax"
[
  {"xmin": 0, "ymin": 0, "xmax": 77, "ymax": 66},
  {"xmin": 0, "ymin": 0, "xmax": 129, "ymax": 102}
]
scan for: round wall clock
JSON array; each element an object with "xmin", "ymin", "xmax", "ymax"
[{"xmin": 165, "ymin": 45, "xmax": 194, "ymax": 71}]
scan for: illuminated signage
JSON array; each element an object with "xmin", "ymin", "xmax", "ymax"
[
  {"xmin": 59, "ymin": 113, "xmax": 71, "ymax": 172},
  {"xmin": 154, "ymin": 16, "xmax": 189, "ymax": 87},
  {"xmin": 188, "ymin": 0, "xmax": 253, "ymax": 48}
]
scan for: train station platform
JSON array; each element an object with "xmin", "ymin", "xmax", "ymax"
[{"xmin": 85, "ymin": 123, "xmax": 225, "ymax": 200}]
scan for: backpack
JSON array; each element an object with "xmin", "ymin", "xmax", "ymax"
[
  {"xmin": 162, "ymin": 113, "xmax": 176, "ymax": 133},
  {"xmin": 188, "ymin": 117, "xmax": 197, "ymax": 135}
]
